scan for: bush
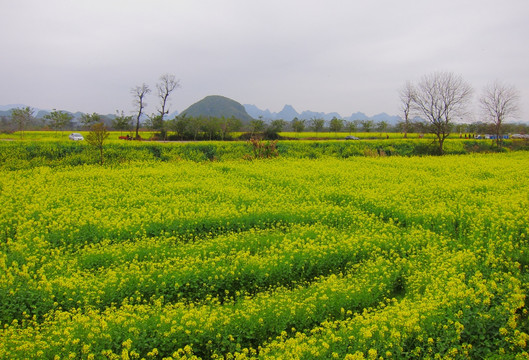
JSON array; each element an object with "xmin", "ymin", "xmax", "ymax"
[{"xmin": 246, "ymin": 138, "xmax": 279, "ymax": 159}]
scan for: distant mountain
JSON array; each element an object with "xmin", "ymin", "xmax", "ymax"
[
  {"xmin": 372, "ymin": 113, "xmax": 401, "ymax": 124},
  {"xmin": 348, "ymin": 112, "xmax": 369, "ymax": 121},
  {"xmin": 0, "ymin": 104, "xmax": 26, "ymax": 111},
  {"xmin": 36, "ymin": 110, "xmax": 51, "ymax": 118},
  {"xmin": 277, "ymin": 105, "xmax": 299, "ymax": 121},
  {"xmin": 244, "ymin": 104, "xmax": 274, "ymax": 120},
  {"xmin": 243, "ymin": 104, "xmax": 401, "ymax": 124},
  {"xmin": 181, "ymin": 95, "xmax": 254, "ymax": 123}
]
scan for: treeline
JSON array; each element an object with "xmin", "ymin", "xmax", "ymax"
[{"xmin": 3, "ymin": 109, "xmax": 529, "ymax": 141}]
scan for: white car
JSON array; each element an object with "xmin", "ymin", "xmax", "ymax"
[{"xmin": 69, "ymin": 133, "xmax": 84, "ymax": 141}]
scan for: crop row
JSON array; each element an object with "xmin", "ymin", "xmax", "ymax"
[
  {"xmin": 2, "ymin": 226, "xmax": 524, "ymax": 359},
  {"xmin": 1, "ymin": 256, "xmax": 404, "ymax": 359},
  {"xmin": 258, "ymin": 245, "xmax": 527, "ymax": 359},
  {"xmin": 1, "ymin": 219, "xmax": 437, "ymax": 323}
]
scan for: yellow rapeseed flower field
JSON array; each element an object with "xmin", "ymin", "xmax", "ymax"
[{"xmin": 0, "ymin": 151, "xmax": 528, "ymax": 359}]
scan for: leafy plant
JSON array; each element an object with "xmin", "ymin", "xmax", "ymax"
[{"xmin": 85, "ymin": 122, "xmax": 109, "ymax": 165}]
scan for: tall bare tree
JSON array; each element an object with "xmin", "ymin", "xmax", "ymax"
[
  {"xmin": 479, "ymin": 80, "xmax": 520, "ymax": 147},
  {"xmin": 399, "ymin": 81, "xmax": 414, "ymax": 138},
  {"xmin": 131, "ymin": 83, "xmax": 150, "ymax": 139},
  {"xmin": 156, "ymin": 74, "xmax": 180, "ymax": 122},
  {"xmin": 410, "ymin": 71, "xmax": 473, "ymax": 154}
]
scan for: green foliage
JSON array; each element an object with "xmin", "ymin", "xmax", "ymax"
[
  {"xmin": 43, "ymin": 110, "xmax": 73, "ymax": 133},
  {"xmin": 329, "ymin": 117, "xmax": 344, "ymax": 133},
  {"xmin": 290, "ymin": 117, "xmax": 305, "ymax": 133},
  {"xmin": 220, "ymin": 116, "xmax": 242, "ymax": 140},
  {"xmin": 112, "ymin": 111, "xmax": 133, "ymax": 134},
  {"xmin": 85, "ymin": 123, "xmax": 109, "ymax": 165},
  {"xmin": 10, "ymin": 107, "xmax": 34, "ymax": 138},
  {"xmin": 269, "ymin": 119, "xmax": 287, "ymax": 133},
  {"xmin": 181, "ymin": 95, "xmax": 254, "ymax": 123},
  {"xmin": 310, "ymin": 118, "xmax": 325, "ymax": 133},
  {"xmin": 344, "ymin": 120, "xmax": 358, "ymax": 133},
  {"xmin": 249, "ymin": 119, "xmax": 265, "ymax": 134},
  {"xmin": 79, "ymin": 112, "xmax": 101, "ymax": 129},
  {"xmin": 360, "ymin": 119, "xmax": 374, "ymax": 132}
]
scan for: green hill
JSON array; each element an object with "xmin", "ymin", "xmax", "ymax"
[{"xmin": 181, "ymin": 95, "xmax": 254, "ymax": 123}]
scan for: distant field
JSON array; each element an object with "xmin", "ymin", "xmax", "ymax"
[
  {"xmin": 0, "ymin": 152, "xmax": 528, "ymax": 359},
  {"xmin": 278, "ymin": 131, "xmax": 434, "ymax": 139},
  {"xmin": 1, "ymin": 130, "xmax": 442, "ymax": 142}
]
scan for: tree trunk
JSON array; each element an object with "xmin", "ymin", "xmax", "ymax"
[
  {"xmin": 438, "ymin": 136, "xmax": 445, "ymax": 155},
  {"xmin": 495, "ymin": 122, "xmax": 501, "ymax": 148},
  {"xmin": 135, "ymin": 116, "xmax": 140, "ymax": 140}
]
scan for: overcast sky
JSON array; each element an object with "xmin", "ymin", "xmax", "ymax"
[{"xmin": 1, "ymin": 0, "xmax": 528, "ymax": 120}]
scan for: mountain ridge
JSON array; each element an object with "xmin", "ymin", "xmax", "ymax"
[{"xmin": 243, "ymin": 104, "xmax": 401, "ymax": 124}]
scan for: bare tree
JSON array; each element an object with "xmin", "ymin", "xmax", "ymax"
[
  {"xmin": 410, "ymin": 71, "xmax": 473, "ymax": 154},
  {"xmin": 131, "ymin": 83, "xmax": 150, "ymax": 139},
  {"xmin": 479, "ymin": 80, "xmax": 520, "ymax": 147},
  {"xmin": 399, "ymin": 81, "xmax": 414, "ymax": 138},
  {"xmin": 156, "ymin": 73, "xmax": 180, "ymax": 122}
]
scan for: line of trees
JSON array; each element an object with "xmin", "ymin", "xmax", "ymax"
[
  {"xmin": 2, "ymin": 107, "xmax": 527, "ymax": 142},
  {"xmin": 399, "ymin": 71, "xmax": 521, "ymax": 154}
]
